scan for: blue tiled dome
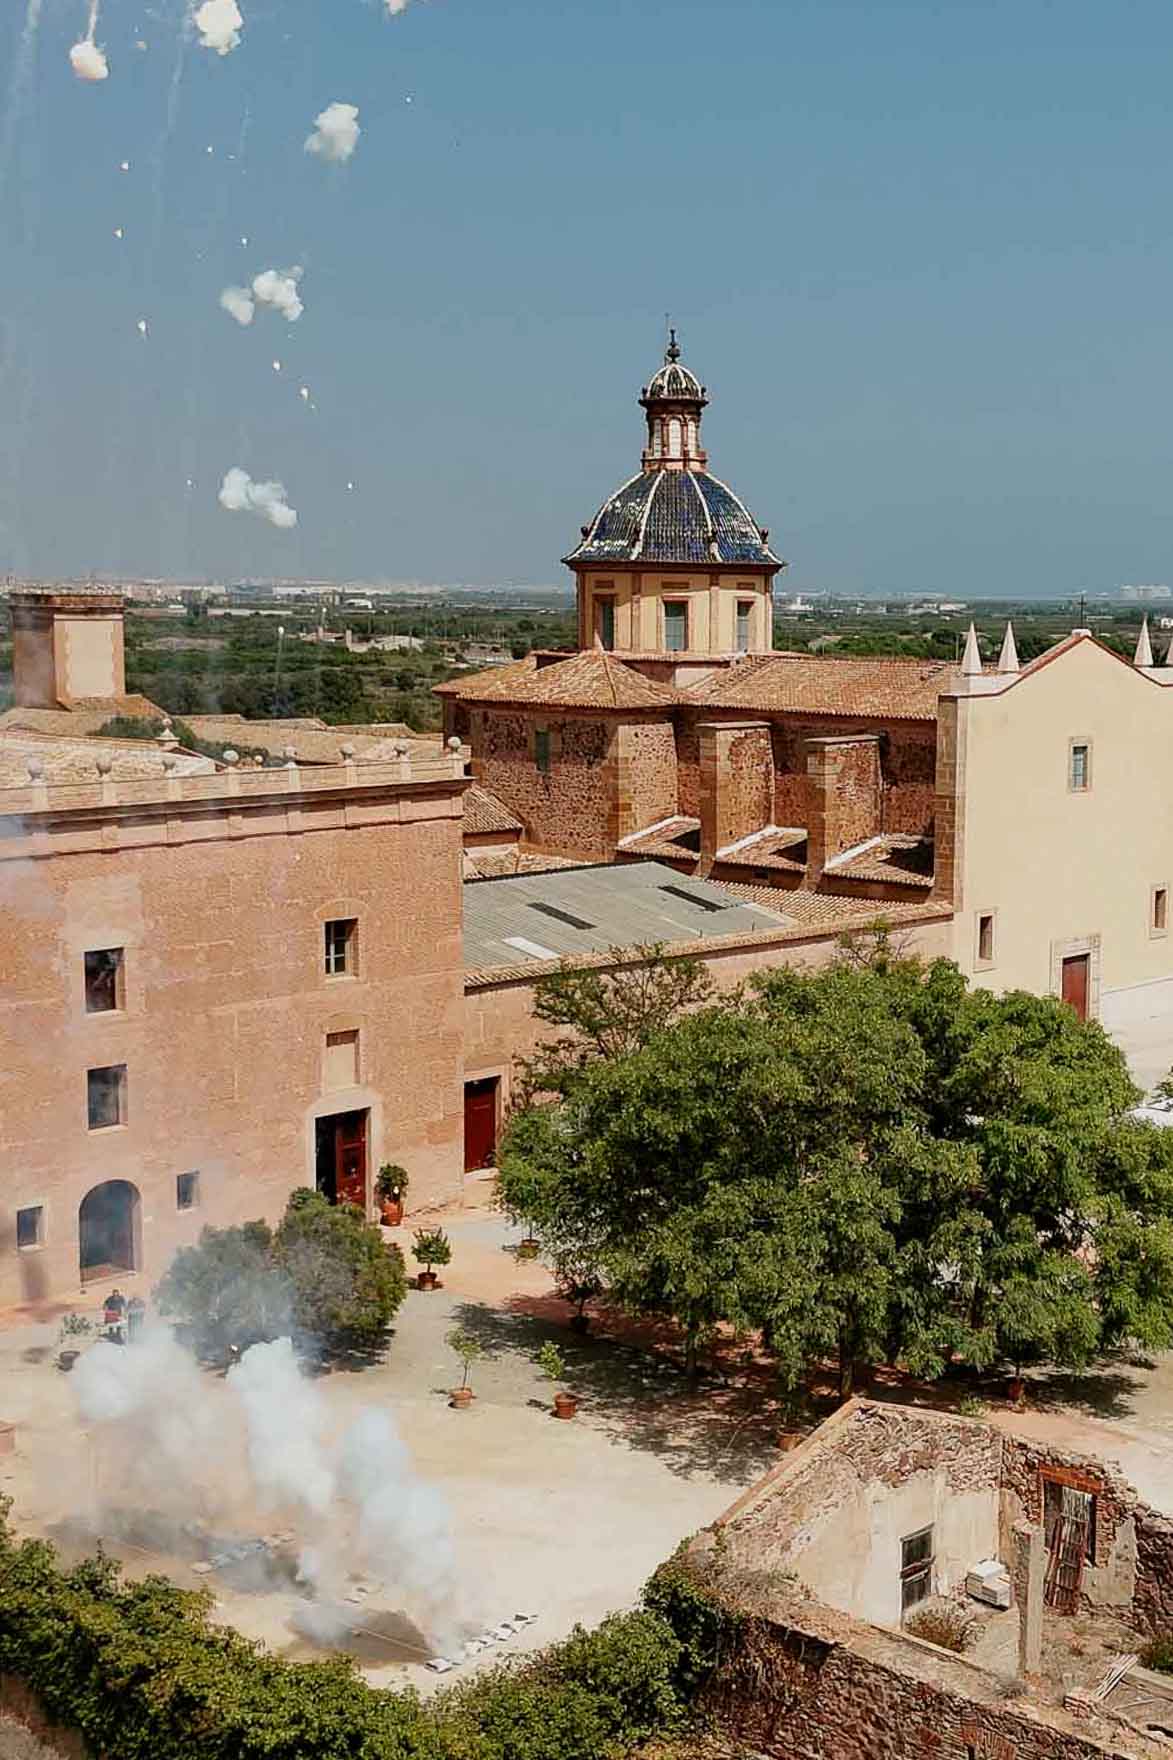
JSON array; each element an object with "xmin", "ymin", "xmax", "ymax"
[{"xmin": 567, "ymin": 470, "xmax": 780, "ymax": 567}]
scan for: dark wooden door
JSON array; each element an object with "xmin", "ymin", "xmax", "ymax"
[
  {"xmin": 1061, "ymin": 955, "xmax": 1090, "ymax": 1020},
  {"xmin": 464, "ymin": 1079, "xmax": 499, "ymax": 1173},
  {"xmin": 336, "ymin": 1111, "xmax": 368, "ymax": 1208}
]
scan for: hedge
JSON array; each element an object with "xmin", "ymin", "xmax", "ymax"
[{"xmin": 0, "ymin": 1503, "xmax": 684, "ymax": 1760}]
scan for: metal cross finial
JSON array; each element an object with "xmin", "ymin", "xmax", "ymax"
[{"xmin": 666, "ymin": 321, "xmax": 681, "ymax": 364}]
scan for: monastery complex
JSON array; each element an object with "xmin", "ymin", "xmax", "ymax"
[{"xmin": 3, "ymin": 336, "xmax": 1173, "ymax": 1308}]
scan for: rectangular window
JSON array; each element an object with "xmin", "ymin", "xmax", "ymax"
[
  {"xmin": 535, "ymin": 728, "xmax": 551, "ymax": 774},
  {"xmin": 324, "ymin": 918, "xmax": 356, "ymax": 978},
  {"xmin": 736, "ymin": 600, "xmax": 754, "ymax": 653},
  {"xmin": 595, "ymin": 598, "xmax": 616, "ymax": 652},
  {"xmin": 1154, "ymin": 887, "xmax": 1169, "ymax": 935},
  {"xmin": 900, "ymin": 1526, "xmax": 934, "ymax": 1613},
  {"xmin": 176, "ymin": 1171, "xmax": 200, "ymax": 1211},
  {"xmin": 1069, "ymin": 741, "xmax": 1090, "ymax": 791},
  {"xmin": 664, "ymin": 601, "xmax": 688, "ymax": 652},
  {"xmin": 87, "ymin": 1064, "xmax": 127, "ymax": 1131},
  {"xmin": 325, "ymin": 1029, "xmax": 360, "ymax": 1091},
  {"xmin": 977, "ymin": 913, "xmax": 995, "ymax": 965},
  {"xmin": 84, "ymin": 948, "xmax": 124, "ymax": 1014},
  {"xmin": 16, "ymin": 1205, "xmax": 43, "ymax": 1250}
]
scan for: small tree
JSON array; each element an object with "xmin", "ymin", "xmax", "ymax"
[
  {"xmin": 536, "ymin": 1340, "xmax": 566, "ymax": 1383},
  {"xmin": 154, "ymin": 1219, "xmax": 292, "ymax": 1359},
  {"xmin": 272, "ymin": 1189, "xmax": 407, "ymax": 1347},
  {"xmin": 447, "ymin": 1326, "xmax": 482, "ymax": 1391},
  {"xmin": 412, "ymin": 1228, "xmax": 452, "ymax": 1277},
  {"xmin": 375, "ymin": 1164, "xmax": 409, "ymax": 1202}
]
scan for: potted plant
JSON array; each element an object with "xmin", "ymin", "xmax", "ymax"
[
  {"xmin": 537, "ymin": 1340, "xmax": 578, "ymax": 1420},
  {"xmin": 58, "ymin": 1312, "xmax": 92, "ymax": 1371},
  {"xmin": 376, "ymin": 1163, "xmax": 409, "ymax": 1226},
  {"xmin": 446, "ymin": 1326, "xmax": 482, "ymax": 1409},
  {"xmin": 412, "ymin": 1227, "xmax": 451, "ymax": 1291}
]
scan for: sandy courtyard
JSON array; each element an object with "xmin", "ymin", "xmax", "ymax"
[{"xmin": 0, "ymin": 1193, "xmax": 778, "ymax": 1693}]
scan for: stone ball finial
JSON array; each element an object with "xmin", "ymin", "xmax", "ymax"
[
  {"xmin": 282, "ymin": 744, "xmax": 298, "ymax": 762},
  {"xmin": 340, "ymin": 742, "xmax": 356, "ymax": 760},
  {"xmin": 446, "ymin": 735, "xmax": 462, "ymax": 752},
  {"xmin": 26, "ymin": 756, "xmax": 44, "ymax": 781},
  {"xmin": 95, "ymin": 753, "xmax": 113, "ymax": 776},
  {"xmin": 393, "ymin": 740, "xmax": 410, "ymax": 758},
  {"xmin": 161, "ymin": 753, "xmax": 177, "ymax": 772},
  {"xmin": 222, "ymin": 748, "xmax": 239, "ymax": 766}
]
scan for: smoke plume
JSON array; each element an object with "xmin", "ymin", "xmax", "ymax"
[
  {"xmin": 71, "ymin": 1327, "xmax": 466, "ymax": 1657},
  {"xmin": 193, "ymin": 0, "xmax": 243, "ymax": 55},
  {"xmin": 219, "ymin": 268, "xmax": 304, "ymax": 327},
  {"xmin": 386, "ymin": 0, "xmax": 412, "ymax": 12},
  {"xmin": 304, "ymin": 102, "xmax": 360, "ymax": 165},
  {"xmin": 219, "ymin": 467, "xmax": 297, "ymax": 529},
  {"xmin": 70, "ymin": 0, "xmax": 107, "ymax": 80}
]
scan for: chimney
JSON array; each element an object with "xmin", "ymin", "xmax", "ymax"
[
  {"xmin": 10, "ymin": 588, "xmax": 127, "ymax": 708},
  {"xmin": 696, "ymin": 721, "xmax": 774, "ymax": 870},
  {"xmin": 1012, "ymin": 1520, "xmax": 1045, "ymax": 1681},
  {"xmin": 804, "ymin": 733, "xmax": 882, "ymax": 882}
]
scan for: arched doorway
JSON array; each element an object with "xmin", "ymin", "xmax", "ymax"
[{"xmin": 79, "ymin": 1180, "xmax": 141, "ymax": 1284}]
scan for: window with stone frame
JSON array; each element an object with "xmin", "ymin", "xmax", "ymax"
[
  {"xmin": 84, "ymin": 948, "xmax": 124, "ymax": 1014},
  {"xmin": 900, "ymin": 1526, "xmax": 934, "ymax": 1613},
  {"xmin": 663, "ymin": 601, "xmax": 689, "ymax": 652},
  {"xmin": 324, "ymin": 918, "xmax": 357, "ymax": 978},
  {"xmin": 87, "ymin": 1064, "xmax": 127, "ymax": 1131}
]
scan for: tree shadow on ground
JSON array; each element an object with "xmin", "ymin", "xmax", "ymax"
[
  {"xmin": 448, "ymin": 1299, "xmax": 786, "ymax": 1486},
  {"xmin": 1018, "ymin": 1364, "xmax": 1144, "ymax": 1421},
  {"xmin": 860, "ymin": 1357, "xmax": 1145, "ymax": 1423}
]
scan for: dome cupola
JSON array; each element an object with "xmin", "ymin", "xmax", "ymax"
[{"xmin": 640, "ymin": 329, "xmax": 708, "ymax": 470}]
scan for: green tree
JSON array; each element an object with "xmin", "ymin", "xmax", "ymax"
[
  {"xmin": 153, "ymin": 1220, "xmax": 291, "ymax": 1359},
  {"xmin": 273, "ymin": 1190, "xmax": 407, "ymax": 1346}
]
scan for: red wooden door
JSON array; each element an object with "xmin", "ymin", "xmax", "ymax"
[
  {"xmin": 464, "ymin": 1080, "xmax": 498, "ymax": 1173},
  {"xmin": 1061, "ymin": 955, "xmax": 1090, "ymax": 1020},
  {"xmin": 336, "ymin": 1111, "xmax": 368, "ymax": 1208}
]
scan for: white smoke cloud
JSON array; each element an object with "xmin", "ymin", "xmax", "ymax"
[
  {"xmin": 385, "ymin": 0, "xmax": 412, "ymax": 12},
  {"xmin": 70, "ymin": 37, "xmax": 108, "ymax": 80},
  {"xmin": 219, "ymin": 285, "xmax": 254, "ymax": 326},
  {"xmin": 227, "ymin": 1338, "xmax": 333, "ymax": 1517},
  {"xmin": 219, "ymin": 467, "xmax": 297, "ymax": 529},
  {"xmin": 72, "ymin": 1328, "xmax": 468, "ymax": 1657},
  {"xmin": 219, "ymin": 267, "xmax": 304, "ymax": 328},
  {"xmin": 304, "ymin": 102, "xmax": 360, "ymax": 165},
  {"xmin": 193, "ymin": 0, "xmax": 242, "ymax": 55}
]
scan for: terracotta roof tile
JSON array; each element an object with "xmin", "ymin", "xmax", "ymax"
[
  {"xmin": 433, "ymin": 657, "xmax": 537, "ymax": 698},
  {"xmin": 438, "ymin": 649, "xmax": 680, "ymax": 711},
  {"xmin": 464, "ymin": 784, "xmax": 523, "ymax": 837},
  {"xmin": 688, "ymin": 654, "xmax": 959, "ymax": 720}
]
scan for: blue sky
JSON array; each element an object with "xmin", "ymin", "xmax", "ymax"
[{"xmin": 3, "ymin": 0, "xmax": 1173, "ymax": 596}]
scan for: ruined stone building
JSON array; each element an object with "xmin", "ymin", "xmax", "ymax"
[{"xmin": 682, "ymin": 1400, "xmax": 1173, "ymax": 1758}]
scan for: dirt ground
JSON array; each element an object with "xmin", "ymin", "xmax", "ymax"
[{"xmin": 0, "ymin": 1190, "xmax": 782, "ymax": 1693}]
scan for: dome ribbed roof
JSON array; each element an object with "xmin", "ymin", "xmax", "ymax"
[
  {"xmin": 643, "ymin": 359, "xmax": 705, "ymax": 402},
  {"xmin": 567, "ymin": 470, "xmax": 780, "ymax": 567}
]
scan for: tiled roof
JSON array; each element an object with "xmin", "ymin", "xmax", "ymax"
[
  {"xmin": 0, "ymin": 731, "xmax": 214, "ymax": 785},
  {"xmin": 567, "ymin": 469, "xmax": 780, "ymax": 567},
  {"xmin": 433, "ymin": 657, "xmax": 537, "ymax": 698},
  {"xmin": 0, "ymin": 698, "xmax": 165, "ymax": 736},
  {"xmin": 464, "ymin": 850, "xmax": 591, "ymax": 880},
  {"xmin": 464, "ymin": 784, "xmax": 523, "ymax": 837},
  {"xmin": 825, "ymin": 834, "xmax": 933, "ymax": 889},
  {"xmin": 182, "ymin": 716, "xmax": 442, "ymax": 765},
  {"xmin": 688, "ymin": 654, "xmax": 959, "ymax": 721},
  {"xmin": 437, "ymin": 649, "xmax": 680, "ymax": 711}
]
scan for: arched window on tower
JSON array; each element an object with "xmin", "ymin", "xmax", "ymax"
[
  {"xmin": 652, "ymin": 422, "xmax": 663, "ymax": 457},
  {"xmin": 668, "ymin": 418, "xmax": 682, "ymax": 459},
  {"xmin": 686, "ymin": 418, "xmax": 698, "ymax": 456}
]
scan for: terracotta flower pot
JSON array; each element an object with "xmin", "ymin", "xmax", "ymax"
[
  {"xmin": 57, "ymin": 1349, "xmax": 80, "ymax": 1372},
  {"xmin": 381, "ymin": 1199, "xmax": 404, "ymax": 1226},
  {"xmin": 517, "ymin": 1239, "xmax": 540, "ymax": 1261},
  {"xmin": 553, "ymin": 1391, "xmax": 578, "ymax": 1421},
  {"xmin": 777, "ymin": 1431, "xmax": 802, "ymax": 1452},
  {"xmin": 417, "ymin": 1270, "xmax": 438, "ymax": 1291},
  {"xmin": 449, "ymin": 1386, "xmax": 474, "ymax": 1410}
]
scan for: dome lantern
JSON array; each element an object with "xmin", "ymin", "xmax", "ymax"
[{"xmin": 639, "ymin": 328, "xmax": 709, "ymax": 471}]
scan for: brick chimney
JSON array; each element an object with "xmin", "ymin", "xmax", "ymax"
[
  {"xmin": 697, "ymin": 721, "xmax": 774, "ymax": 869},
  {"xmin": 804, "ymin": 733, "xmax": 882, "ymax": 882},
  {"xmin": 10, "ymin": 589, "xmax": 127, "ymax": 708}
]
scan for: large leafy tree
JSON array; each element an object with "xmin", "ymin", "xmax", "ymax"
[{"xmin": 501, "ymin": 952, "xmax": 1173, "ymax": 1393}]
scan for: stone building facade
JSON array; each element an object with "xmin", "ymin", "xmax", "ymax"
[{"xmin": 0, "ymin": 749, "xmax": 467, "ymax": 1310}]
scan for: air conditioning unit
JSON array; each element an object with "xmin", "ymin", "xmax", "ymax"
[{"xmin": 966, "ymin": 1558, "xmax": 1011, "ymax": 1610}]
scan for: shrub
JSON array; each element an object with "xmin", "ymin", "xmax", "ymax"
[
  {"xmin": 643, "ymin": 1553, "xmax": 743, "ymax": 1697},
  {"xmin": 273, "ymin": 1189, "xmax": 408, "ymax": 1346},
  {"xmin": 377, "ymin": 1164, "xmax": 410, "ymax": 1200},
  {"xmin": 903, "ymin": 1600, "xmax": 974, "ymax": 1652},
  {"xmin": 154, "ymin": 1219, "xmax": 291, "ymax": 1358},
  {"xmin": 537, "ymin": 1341, "xmax": 566, "ymax": 1382},
  {"xmin": 956, "ymin": 1395, "xmax": 986, "ymax": 1418},
  {"xmin": 0, "ymin": 1502, "xmax": 685, "ymax": 1760},
  {"xmin": 1141, "ymin": 1633, "xmax": 1173, "ymax": 1674}
]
